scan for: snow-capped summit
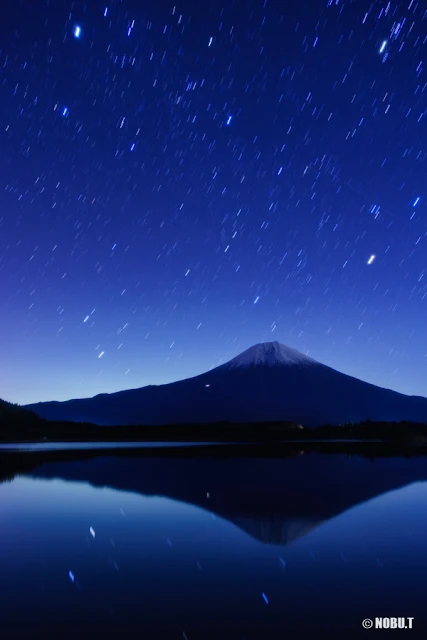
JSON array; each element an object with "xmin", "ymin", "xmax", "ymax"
[{"xmin": 220, "ymin": 341, "xmax": 317, "ymax": 370}]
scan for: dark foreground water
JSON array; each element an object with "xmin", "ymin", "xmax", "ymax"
[{"xmin": 1, "ymin": 447, "xmax": 427, "ymax": 639}]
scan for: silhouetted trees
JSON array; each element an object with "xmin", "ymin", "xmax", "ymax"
[
  {"xmin": 0, "ymin": 399, "xmax": 40, "ymax": 423},
  {"xmin": 1, "ymin": 396, "xmax": 427, "ymax": 444}
]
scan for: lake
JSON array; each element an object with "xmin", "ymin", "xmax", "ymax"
[{"xmin": 1, "ymin": 447, "xmax": 427, "ymax": 639}]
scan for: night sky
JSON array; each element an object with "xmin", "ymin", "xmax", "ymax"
[{"xmin": 1, "ymin": 0, "xmax": 427, "ymax": 405}]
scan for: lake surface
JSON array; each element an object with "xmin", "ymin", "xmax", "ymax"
[
  {"xmin": 0, "ymin": 441, "xmax": 230, "ymax": 452},
  {"xmin": 0, "ymin": 438, "xmax": 385, "ymax": 452},
  {"xmin": 1, "ymin": 448, "xmax": 427, "ymax": 638}
]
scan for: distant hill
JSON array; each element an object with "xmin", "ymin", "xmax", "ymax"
[{"xmin": 25, "ymin": 341, "xmax": 427, "ymax": 427}]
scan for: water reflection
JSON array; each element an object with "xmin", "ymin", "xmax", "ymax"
[
  {"xmin": 1, "ymin": 451, "xmax": 427, "ymax": 638},
  {"xmin": 0, "ymin": 441, "xmax": 237, "ymax": 451}
]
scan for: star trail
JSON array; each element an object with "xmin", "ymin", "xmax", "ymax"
[{"xmin": 1, "ymin": 0, "xmax": 426, "ymax": 404}]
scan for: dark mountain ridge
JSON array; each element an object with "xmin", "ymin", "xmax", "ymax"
[{"xmin": 24, "ymin": 341, "xmax": 427, "ymax": 428}]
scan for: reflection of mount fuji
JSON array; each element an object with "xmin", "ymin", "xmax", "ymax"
[
  {"xmin": 3, "ymin": 448, "xmax": 427, "ymax": 546},
  {"xmin": 229, "ymin": 515, "xmax": 323, "ymax": 545}
]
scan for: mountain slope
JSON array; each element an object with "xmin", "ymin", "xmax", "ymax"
[{"xmin": 25, "ymin": 341, "xmax": 427, "ymax": 427}]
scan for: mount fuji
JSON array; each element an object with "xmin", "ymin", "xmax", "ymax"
[{"xmin": 26, "ymin": 341, "xmax": 427, "ymax": 427}]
